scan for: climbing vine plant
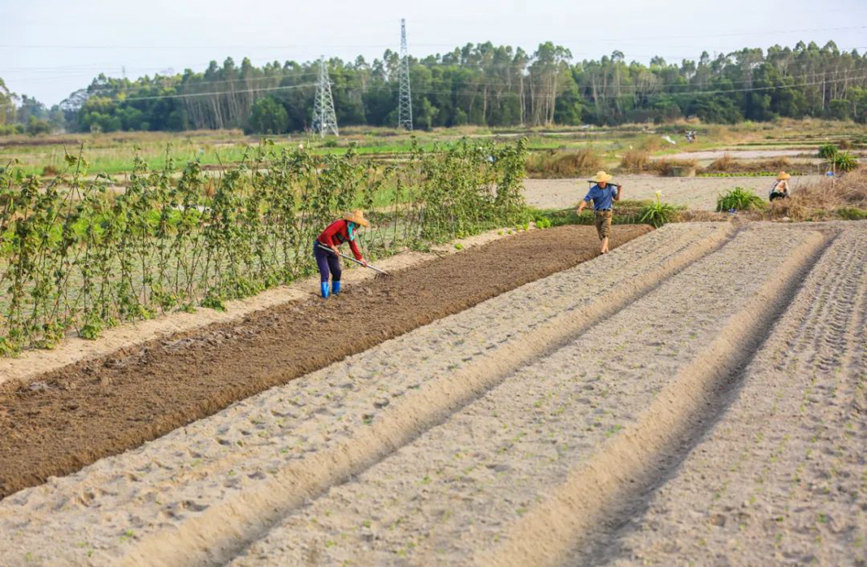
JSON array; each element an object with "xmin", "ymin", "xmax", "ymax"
[{"xmin": 0, "ymin": 138, "xmax": 527, "ymax": 354}]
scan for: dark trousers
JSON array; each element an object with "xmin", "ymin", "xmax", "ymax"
[{"xmin": 313, "ymin": 241, "xmax": 341, "ymax": 283}]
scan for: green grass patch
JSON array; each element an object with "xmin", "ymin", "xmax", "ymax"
[
  {"xmin": 529, "ymin": 198, "xmax": 681, "ymax": 228},
  {"xmin": 716, "ymin": 187, "xmax": 766, "ymax": 212}
]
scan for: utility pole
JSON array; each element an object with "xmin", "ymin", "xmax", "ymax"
[
  {"xmin": 397, "ymin": 18, "xmax": 413, "ymax": 130},
  {"xmin": 312, "ymin": 56, "xmax": 339, "ymax": 137}
]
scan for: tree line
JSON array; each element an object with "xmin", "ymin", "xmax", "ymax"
[{"xmin": 2, "ymin": 40, "xmax": 866, "ymax": 135}]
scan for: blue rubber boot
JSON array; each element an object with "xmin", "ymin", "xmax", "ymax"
[
  {"xmin": 332, "ymin": 280, "xmax": 341, "ymax": 295},
  {"xmin": 320, "ymin": 281, "xmax": 329, "ymax": 298}
]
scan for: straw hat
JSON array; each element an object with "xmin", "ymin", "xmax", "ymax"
[
  {"xmin": 344, "ymin": 209, "xmax": 370, "ymax": 227},
  {"xmin": 592, "ymin": 170, "xmax": 613, "ymax": 183},
  {"xmin": 777, "ymin": 171, "xmax": 791, "ymax": 180}
]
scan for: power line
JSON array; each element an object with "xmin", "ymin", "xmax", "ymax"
[
  {"xmin": 12, "ymin": 59, "xmax": 864, "ymax": 95},
  {"xmin": 3, "ymin": 26, "xmax": 865, "ymax": 50},
  {"xmin": 77, "ymin": 72, "xmax": 866, "ymax": 108},
  {"xmin": 117, "ymin": 82, "xmax": 317, "ymax": 102}
]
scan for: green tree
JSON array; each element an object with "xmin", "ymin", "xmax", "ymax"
[
  {"xmin": 247, "ymin": 96, "xmax": 289, "ymax": 134},
  {"xmin": 0, "ymin": 78, "xmax": 16, "ymax": 128}
]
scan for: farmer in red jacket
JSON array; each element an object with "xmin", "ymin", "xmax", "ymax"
[{"xmin": 314, "ymin": 210, "xmax": 370, "ymax": 298}]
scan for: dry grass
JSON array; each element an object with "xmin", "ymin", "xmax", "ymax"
[
  {"xmin": 618, "ymin": 151, "xmax": 698, "ymax": 176},
  {"xmin": 526, "ymin": 148, "xmax": 604, "ymax": 178},
  {"xmin": 704, "ymin": 155, "xmax": 796, "ymax": 173},
  {"xmin": 620, "ymin": 149, "xmax": 651, "ymax": 172},
  {"xmin": 763, "ymin": 166, "xmax": 867, "ymax": 220},
  {"xmin": 636, "ymin": 136, "xmax": 665, "ymax": 152},
  {"xmin": 649, "ymin": 158, "xmax": 698, "ymax": 177}
]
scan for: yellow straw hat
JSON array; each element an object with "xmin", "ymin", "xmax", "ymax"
[
  {"xmin": 777, "ymin": 171, "xmax": 791, "ymax": 180},
  {"xmin": 344, "ymin": 209, "xmax": 370, "ymax": 227},
  {"xmin": 592, "ymin": 170, "xmax": 613, "ymax": 183}
]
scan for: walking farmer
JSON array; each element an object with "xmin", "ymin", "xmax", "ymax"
[
  {"xmin": 314, "ymin": 210, "xmax": 370, "ymax": 298},
  {"xmin": 577, "ymin": 171, "xmax": 623, "ymax": 254}
]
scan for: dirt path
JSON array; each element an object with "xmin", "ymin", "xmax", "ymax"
[
  {"xmin": 523, "ymin": 174, "xmax": 827, "ymax": 211},
  {"xmin": 0, "ymin": 224, "xmax": 651, "ymax": 500}
]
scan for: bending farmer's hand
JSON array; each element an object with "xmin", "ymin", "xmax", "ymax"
[
  {"xmin": 331, "ymin": 246, "xmax": 340, "ymax": 256},
  {"xmin": 361, "ymin": 259, "xmax": 368, "ymax": 267}
]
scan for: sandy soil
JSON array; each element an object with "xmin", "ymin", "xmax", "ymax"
[
  {"xmin": 1, "ymin": 221, "xmax": 864, "ymax": 567},
  {"xmin": 597, "ymin": 225, "xmax": 867, "ymax": 567},
  {"xmin": 523, "ymin": 174, "xmax": 827, "ymax": 211}
]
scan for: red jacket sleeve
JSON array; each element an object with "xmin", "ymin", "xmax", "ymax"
[{"xmin": 349, "ymin": 238, "xmax": 362, "ymax": 261}]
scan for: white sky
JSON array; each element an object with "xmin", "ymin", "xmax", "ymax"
[{"xmin": 1, "ymin": 0, "xmax": 866, "ymax": 106}]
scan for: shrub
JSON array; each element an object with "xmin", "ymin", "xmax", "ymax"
[
  {"xmin": 832, "ymin": 151, "xmax": 859, "ymax": 173},
  {"xmin": 837, "ymin": 207, "xmax": 867, "ymax": 220},
  {"xmin": 0, "ymin": 139, "xmax": 530, "ymax": 353},
  {"xmin": 716, "ymin": 187, "xmax": 766, "ymax": 212},
  {"xmin": 639, "ymin": 191, "xmax": 678, "ymax": 227},
  {"xmin": 818, "ymin": 143, "xmax": 838, "ymax": 159}
]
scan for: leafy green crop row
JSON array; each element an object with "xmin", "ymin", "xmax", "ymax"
[{"xmin": 0, "ymin": 138, "xmax": 528, "ymax": 354}]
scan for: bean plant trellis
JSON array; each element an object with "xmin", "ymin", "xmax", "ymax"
[{"xmin": 0, "ymin": 138, "xmax": 528, "ymax": 354}]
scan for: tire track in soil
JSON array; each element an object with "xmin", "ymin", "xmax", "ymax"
[
  {"xmin": 476, "ymin": 228, "xmax": 832, "ymax": 567},
  {"xmin": 0, "ymin": 225, "xmax": 652, "ymax": 500},
  {"xmin": 110, "ymin": 225, "xmax": 734, "ymax": 567}
]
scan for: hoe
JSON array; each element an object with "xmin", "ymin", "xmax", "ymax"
[{"xmin": 317, "ymin": 242, "xmax": 390, "ymax": 276}]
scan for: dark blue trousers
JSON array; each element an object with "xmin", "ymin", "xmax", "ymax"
[{"xmin": 313, "ymin": 240, "xmax": 341, "ymax": 283}]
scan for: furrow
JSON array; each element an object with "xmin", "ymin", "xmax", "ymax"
[
  {"xmin": 112, "ymin": 226, "xmax": 734, "ymax": 567},
  {"xmin": 0, "ymin": 223, "xmax": 730, "ymax": 567},
  {"xmin": 216, "ymin": 226, "xmax": 820, "ymax": 566},
  {"xmin": 475, "ymin": 229, "xmax": 830, "ymax": 567},
  {"xmin": 597, "ymin": 225, "xmax": 867, "ymax": 567}
]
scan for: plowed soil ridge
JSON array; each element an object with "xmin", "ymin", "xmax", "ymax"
[
  {"xmin": 0, "ymin": 223, "xmax": 725, "ymax": 567},
  {"xmin": 600, "ymin": 226, "xmax": 867, "ymax": 567},
  {"xmin": 0, "ymin": 225, "xmax": 651, "ymax": 500},
  {"xmin": 117, "ymin": 226, "xmax": 733, "ymax": 567},
  {"xmin": 200, "ymin": 226, "xmax": 824, "ymax": 566},
  {"xmin": 479, "ymin": 229, "xmax": 830, "ymax": 567}
]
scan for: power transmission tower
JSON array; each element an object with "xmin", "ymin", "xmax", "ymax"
[
  {"xmin": 312, "ymin": 56, "xmax": 339, "ymax": 137},
  {"xmin": 397, "ymin": 18, "xmax": 413, "ymax": 130}
]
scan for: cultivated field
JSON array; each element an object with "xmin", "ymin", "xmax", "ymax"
[{"xmin": 1, "ymin": 220, "xmax": 864, "ymax": 566}]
